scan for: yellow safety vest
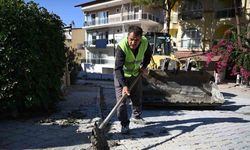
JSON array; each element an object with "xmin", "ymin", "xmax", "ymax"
[{"xmin": 118, "ymin": 36, "xmax": 148, "ymax": 77}]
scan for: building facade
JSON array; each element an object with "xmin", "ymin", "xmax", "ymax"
[
  {"xmin": 169, "ymin": 0, "xmax": 250, "ymax": 57},
  {"xmin": 63, "ymin": 27, "xmax": 85, "ymax": 86},
  {"xmin": 167, "ymin": 0, "xmax": 250, "ymax": 82},
  {"xmin": 76, "ymin": 0, "xmax": 164, "ymax": 73},
  {"xmin": 64, "ymin": 27, "xmax": 86, "ymax": 64},
  {"xmin": 76, "ymin": 0, "xmax": 250, "ymax": 76}
]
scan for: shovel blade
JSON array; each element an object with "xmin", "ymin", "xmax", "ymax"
[{"xmin": 90, "ymin": 122, "xmax": 109, "ymax": 150}]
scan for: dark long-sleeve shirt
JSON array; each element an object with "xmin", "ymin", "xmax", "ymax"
[{"xmin": 114, "ymin": 43, "xmax": 152, "ymax": 87}]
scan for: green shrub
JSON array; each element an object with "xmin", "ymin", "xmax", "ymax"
[
  {"xmin": 0, "ymin": 0, "xmax": 66, "ymax": 116},
  {"xmin": 66, "ymin": 47, "xmax": 79, "ymax": 84}
]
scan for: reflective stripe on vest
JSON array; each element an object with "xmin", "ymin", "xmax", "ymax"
[{"xmin": 118, "ymin": 36, "xmax": 148, "ymax": 77}]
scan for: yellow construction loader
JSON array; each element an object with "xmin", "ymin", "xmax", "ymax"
[{"xmin": 142, "ymin": 32, "xmax": 224, "ymax": 107}]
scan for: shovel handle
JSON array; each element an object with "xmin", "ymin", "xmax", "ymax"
[{"xmin": 99, "ymin": 73, "xmax": 141, "ymax": 129}]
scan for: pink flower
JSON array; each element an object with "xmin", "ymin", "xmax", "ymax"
[
  {"xmin": 240, "ymin": 67, "xmax": 250, "ymax": 79},
  {"xmin": 227, "ymin": 45, "xmax": 234, "ymax": 53}
]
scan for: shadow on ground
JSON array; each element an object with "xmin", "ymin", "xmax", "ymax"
[
  {"xmin": 0, "ymin": 120, "xmax": 92, "ymax": 149},
  {"xmin": 107, "ymin": 116, "xmax": 249, "ymax": 150},
  {"xmin": 0, "ymin": 84, "xmax": 99, "ymax": 149},
  {"xmin": 222, "ymin": 92, "xmax": 237, "ymax": 99}
]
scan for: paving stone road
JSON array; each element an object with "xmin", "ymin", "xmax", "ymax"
[
  {"xmin": 0, "ymin": 84, "xmax": 101, "ymax": 150},
  {"xmin": 102, "ymin": 82, "xmax": 250, "ymax": 150},
  {"xmin": 0, "ymin": 81, "xmax": 250, "ymax": 150}
]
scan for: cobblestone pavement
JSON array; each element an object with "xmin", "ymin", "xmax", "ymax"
[
  {"xmin": 102, "ymin": 82, "xmax": 250, "ymax": 150},
  {"xmin": 0, "ymin": 84, "xmax": 101, "ymax": 150},
  {"xmin": 0, "ymin": 81, "xmax": 250, "ymax": 150}
]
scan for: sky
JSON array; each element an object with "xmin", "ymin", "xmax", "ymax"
[{"xmin": 24, "ymin": 0, "xmax": 93, "ymax": 28}]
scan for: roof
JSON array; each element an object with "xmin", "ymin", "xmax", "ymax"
[{"xmin": 75, "ymin": 0, "xmax": 112, "ymax": 7}]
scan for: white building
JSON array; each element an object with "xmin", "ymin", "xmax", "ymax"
[{"xmin": 76, "ymin": 0, "xmax": 164, "ymax": 75}]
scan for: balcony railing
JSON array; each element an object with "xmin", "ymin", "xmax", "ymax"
[
  {"xmin": 84, "ymin": 37, "xmax": 123, "ymax": 47},
  {"xmin": 180, "ymin": 10, "xmax": 203, "ymax": 20},
  {"xmin": 81, "ymin": 58, "xmax": 115, "ymax": 64},
  {"xmin": 84, "ymin": 12, "xmax": 162, "ymax": 27}
]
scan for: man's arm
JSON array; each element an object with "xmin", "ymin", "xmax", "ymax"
[{"xmin": 114, "ymin": 45, "xmax": 127, "ymax": 87}]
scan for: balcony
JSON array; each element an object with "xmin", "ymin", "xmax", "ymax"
[
  {"xmin": 81, "ymin": 57, "xmax": 115, "ymax": 65},
  {"xmin": 84, "ymin": 12, "xmax": 162, "ymax": 28},
  {"xmin": 180, "ymin": 10, "xmax": 203, "ymax": 20},
  {"xmin": 84, "ymin": 37, "xmax": 123, "ymax": 47}
]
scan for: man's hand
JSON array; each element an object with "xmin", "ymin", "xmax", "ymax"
[
  {"xmin": 122, "ymin": 86, "xmax": 130, "ymax": 96},
  {"xmin": 140, "ymin": 67, "xmax": 149, "ymax": 76}
]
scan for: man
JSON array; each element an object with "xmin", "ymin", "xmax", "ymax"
[{"xmin": 114, "ymin": 26, "xmax": 152, "ymax": 134}]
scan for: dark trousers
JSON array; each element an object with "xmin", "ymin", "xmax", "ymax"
[{"xmin": 114, "ymin": 74, "xmax": 142, "ymax": 127}]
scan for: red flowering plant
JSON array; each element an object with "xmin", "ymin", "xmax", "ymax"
[{"xmin": 206, "ymin": 27, "xmax": 250, "ymax": 81}]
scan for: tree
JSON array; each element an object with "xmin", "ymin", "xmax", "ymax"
[
  {"xmin": 132, "ymin": 0, "xmax": 178, "ymax": 33},
  {"xmin": 207, "ymin": 0, "xmax": 250, "ymax": 85},
  {"xmin": 234, "ymin": 0, "xmax": 242, "ymax": 48},
  {"xmin": 0, "ymin": 0, "xmax": 67, "ymax": 116},
  {"xmin": 206, "ymin": 27, "xmax": 250, "ymax": 84}
]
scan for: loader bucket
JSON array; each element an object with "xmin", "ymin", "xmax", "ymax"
[{"xmin": 142, "ymin": 70, "xmax": 224, "ymax": 107}]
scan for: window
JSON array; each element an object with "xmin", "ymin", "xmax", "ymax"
[
  {"xmin": 134, "ymin": 6, "xmax": 139, "ymax": 13},
  {"xmin": 91, "ymin": 14, "xmax": 96, "ymax": 25},
  {"xmin": 181, "ymin": 0, "xmax": 203, "ymax": 20},
  {"xmin": 215, "ymin": 0, "xmax": 241, "ymax": 18},
  {"xmin": 98, "ymin": 11, "xmax": 108, "ymax": 24},
  {"xmin": 85, "ymin": 13, "xmax": 97, "ymax": 25},
  {"xmin": 123, "ymin": 4, "xmax": 130, "ymax": 13},
  {"xmin": 134, "ymin": 6, "xmax": 139, "ymax": 19},
  {"xmin": 77, "ymin": 53, "xmax": 82, "ymax": 57},
  {"xmin": 181, "ymin": 28, "xmax": 201, "ymax": 49},
  {"xmin": 96, "ymin": 31, "xmax": 108, "ymax": 40},
  {"xmin": 92, "ymin": 32, "xmax": 97, "ymax": 45}
]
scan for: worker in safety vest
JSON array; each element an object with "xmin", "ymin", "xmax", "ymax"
[{"xmin": 114, "ymin": 26, "xmax": 152, "ymax": 134}]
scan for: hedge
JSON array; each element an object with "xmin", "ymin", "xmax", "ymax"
[{"xmin": 0, "ymin": 0, "xmax": 67, "ymax": 117}]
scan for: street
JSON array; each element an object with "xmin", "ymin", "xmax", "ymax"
[{"xmin": 0, "ymin": 81, "xmax": 250, "ymax": 150}]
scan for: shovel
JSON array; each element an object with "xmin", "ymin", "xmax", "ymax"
[{"xmin": 90, "ymin": 73, "xmax": 141, "ymax": 150}]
